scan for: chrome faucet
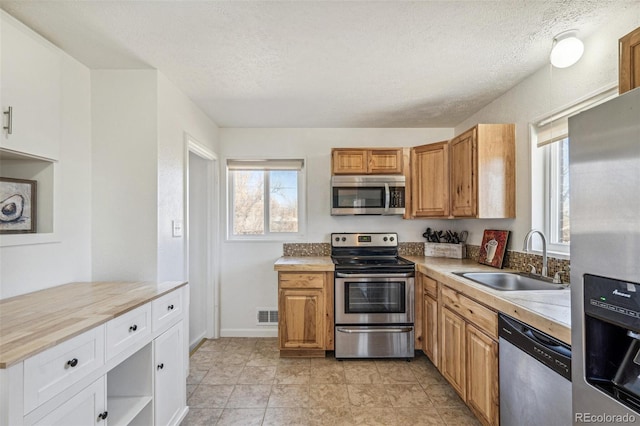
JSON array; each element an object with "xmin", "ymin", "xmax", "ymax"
[{"xmin": 523, "ymin": 229, "xmax": 548, "ymax": 277}]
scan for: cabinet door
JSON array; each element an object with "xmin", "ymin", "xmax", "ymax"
[
  {"xmin": 369, "ymin": 149, "xmax": 403, "ymax": 174},
  {"xmin": 410, "ymin": 142, "xmax": 449, "ymax": 217},
  {"xmin": 466, "ymin": 324, "xmax": 499, "ymax": 426},
  {"xmin": 332, "ymin": 149, "xmax": 368, "ymax": 174},
  {"xmin": 440, "ymin": 307, "xmax": 466, "ymax": 399},
  {"xmin": 423, "ymin": 294, "xmax": 438, "ymax": 367},
  {"xmin": 1, "ymin": 11, "xmax": 61, "ymax": 160},
  {"xmin": 154, "ymin": 321, "xmax": 186, "ymax": 426},
  {"xmin": 27, "ymin": 377, "xmax": 106, "ymax": 426},
  {"xmin": 620, "ymin": 26, "xmax": 640, "ymax": 94},
  {"xmin": 450, "ymin": 128, "xmax": 477, "ymax": 217},
  {"xmin": 278, "ymin": 287, "xmax": 324, "ymax": 349}
]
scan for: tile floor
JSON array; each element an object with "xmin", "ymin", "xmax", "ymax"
[{"xmin": 182, "ymin": 337, "xmax": 481, "ymax": 426}]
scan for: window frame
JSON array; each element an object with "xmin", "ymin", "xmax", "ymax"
[
  {"xmin": 543, "ymin": 138, "xmax": 570, "ymax": 254},
  {"xmin": 226, "ymin": 158, "xmax": 306, "ymax": 241}
]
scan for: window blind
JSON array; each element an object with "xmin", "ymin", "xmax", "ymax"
[
  {"xmin": 227, "ymin": 159, "xmax": 304, "ymax": 171},
  {"xmin": 535, "ymin": 87, "xmax": 618, "ymax": 148}
]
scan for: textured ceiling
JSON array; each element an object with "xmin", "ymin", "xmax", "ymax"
[{"xmin": 0, "ymin": 1, "xmax": 637, "ymax": 128}]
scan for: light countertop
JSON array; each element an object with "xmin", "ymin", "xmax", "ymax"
[
  {"xmin": 274, "ymin": 256, "xmax": 335, "ymax": 271},
  {"xmin": 274, "ymin": 255, "xmax": 571, "ymax": 344},
  {"xmin": 0, "ymin": 281, "xmax": 187, "ymax": 368}
]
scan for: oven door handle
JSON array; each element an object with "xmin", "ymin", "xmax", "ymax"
[
  {"xmin": 335, "ymin": 272, "xmax": 414, "ymax": 278},
  {"xmin": 336, "ymin": 327, "xmax": 413, "ymax": 334}
]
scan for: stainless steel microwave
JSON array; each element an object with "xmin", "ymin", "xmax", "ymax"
[{"xmin": 331, "ymin": 175, "xmax": 406, "ymax": 215}]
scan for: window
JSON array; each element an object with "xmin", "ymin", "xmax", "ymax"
[
  {"xmin": 227, "ymin": 159, "xmax": 305, "ymax": 239},
  {"xmin": 531, "ymin": 87, "xmax": 617, "ymax": 255}
]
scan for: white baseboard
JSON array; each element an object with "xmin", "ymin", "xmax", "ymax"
[
  {"xmin": 220, "ymin": 328, "xmax": 278, "ymax": 337},
  {"xmin": 189, "ymin": 331, "xmax": 207, "ymax": 352}
]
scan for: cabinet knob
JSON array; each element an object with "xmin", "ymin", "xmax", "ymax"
[
  {"xmin": 97, "ymin": 411, "xmax": 108, "ymax": 421},
  {"xmin": 157, "ymin": 363, "xmax": 164, "ymax": 370},
  {"xmin": 66, "ymin": 358, "xmax": 78, "ymax": 368},
  {"xmin": 129, "ymin": 324, "xmax": 138, "ymax": 332},
  {"xmin": 167, "ymin": 304, "xmax": 174, "ymax": 311}
]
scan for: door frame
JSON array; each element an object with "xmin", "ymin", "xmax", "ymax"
[{"xmin": 184, "ymin": 133, "xmax": 219, "ymax": 341}]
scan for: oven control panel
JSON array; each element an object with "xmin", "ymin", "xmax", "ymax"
[{"xmin": 331, "ymin": 233, "xmax": 398, "ymax": 247}]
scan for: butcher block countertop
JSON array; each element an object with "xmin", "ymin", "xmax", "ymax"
[
  {"xmin": 274, "ymin": 256, "xmax": 571, "ymax": 345},
  {"xmin": 0, "ymin": 281, "xmax": 187, "ymax": 368}
]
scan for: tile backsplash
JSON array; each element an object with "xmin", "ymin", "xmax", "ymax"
[
  {"xmin": 283, "ymin": 242, "xmax": 570, "ymax": 283},
  {"xmin": 466, "ymin": 245, "xmax": 570, "ymax": 283},
  {"xmin": 283, "ymin": 243, "xmax": 330, "ymax": 256}
]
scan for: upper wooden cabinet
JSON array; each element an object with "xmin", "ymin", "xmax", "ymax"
[
  {"xmin": 410, "ymin": 141, "xmax": 449, "ymax": 218},
  {"xmin": 332, "ymin": 148, "xmax": 403, "ymax": 174},
  {"xmin": 407, "ymin": 124, "xmax": 514, "ymax": 219},
  {"xmin": 620, "ymin": 26, "xmax": 640, "ymax": 94},
  {"xmin": 450, "ymin": 124, "xmax": 515, "ymax": 218}
]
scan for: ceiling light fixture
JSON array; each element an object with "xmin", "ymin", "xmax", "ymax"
[{"xmin": 550, "ymin": 30, "xmax": 584, "ymax": 68}]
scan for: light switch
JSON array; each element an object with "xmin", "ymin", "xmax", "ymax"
[{"xmin": 172, "ymin": 220, "xmax": 183, "ymax": 237}]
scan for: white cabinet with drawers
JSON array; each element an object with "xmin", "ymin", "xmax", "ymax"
[
  {"xmin": 24, "ymin": 326, "xmax": 105, "ymax": 414},
  {"xmin": 0, "ymin": 283, "xmax": 189, "ymax": 426},
  {"xmin": 106, "ymin": 304, "xmax": 152, "ymax": 361}
]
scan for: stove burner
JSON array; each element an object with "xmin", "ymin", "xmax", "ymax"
[{"xmin": 330, "ymin": 233, "xmax": 414, "ymax": 274}]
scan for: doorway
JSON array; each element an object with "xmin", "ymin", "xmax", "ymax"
[{"xmin": 186, "ymin": 136, "xmax": 219, "ymax": 350}]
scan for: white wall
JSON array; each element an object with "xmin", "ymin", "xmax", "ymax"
[
  {"xmin": 157, "ymin": 73, "xmax": 220, "ymax": 282},
  {"xmin": 91, "ymin": 70, "xmax": 220, "ymax": 282},
  {"xmin": 454, "ymin": 12, "xmax": 640, "ymax": 251},
  {"xmin": 218, "ymin": 128, "xmax": 453, "ymax": 336},
  {"xmin": 91, "ymin": 70, "xmax": 159, "ymax": 281},
  {"xmin": 0, "ymin": 53, "xmax": 92, "ymax": 299}
]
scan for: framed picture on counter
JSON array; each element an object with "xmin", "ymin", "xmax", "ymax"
[
  {"xmin": 0, "ymin": 177, "xmax": 37, "ymax": 234},
  {"xmin": 478, "ymin": 229, "xmax": 509, "ymax": 268}
]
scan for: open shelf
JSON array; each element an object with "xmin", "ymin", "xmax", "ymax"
[
  {"xmin": 107, "ymin": 343, "xmax": 153, "ymax": 426},
  {"xmin": 107, "ymin": 396, "xmax": 152, "ymax": 426}
]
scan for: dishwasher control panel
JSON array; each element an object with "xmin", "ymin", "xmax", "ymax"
[{"xmin": 498, "ymin": 314, "xmax": 571, "ymax": 380}]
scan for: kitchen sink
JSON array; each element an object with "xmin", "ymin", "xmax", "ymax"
[{"xmin": 454, "ymin": 272, "xmax": 566, "ymax": 291}]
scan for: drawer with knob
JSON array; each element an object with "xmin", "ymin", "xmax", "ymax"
[
  {"xmin": 105, "ymin": 303, "xmax": 151, "ymax": 360},
  {"xmin": 23, "ymin": 325, "xmax": 105, "ymax": 414},
  {"xmin": 152, "ymin": 288, "xmax": 184, "ymax": 333}
]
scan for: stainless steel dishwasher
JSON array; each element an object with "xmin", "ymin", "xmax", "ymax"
[{"xmin": 499, "ymin": 314, "xmax": 572, "ymax": 426}]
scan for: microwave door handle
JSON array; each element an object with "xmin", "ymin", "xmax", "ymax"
[{"xmin": 384, "ymin": 183, "xmax": 390, "ymax": 213}]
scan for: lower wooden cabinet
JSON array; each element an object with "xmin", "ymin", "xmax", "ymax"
[
  {"xmin": 466, "ymin": 324, "xmax": 499, "ymax": 426},
  {"xmin": 277, "ymin": 272, "xmax": 333, "ymax": 356},
  {"xmin": 420, "ymin": 274, "xmax": 439, "ymax": 367},
  {"xmin": 440, "ymin": 307, "xmax": 466, "ymax": 399},
  {"xmin": 279, "ymin": 287, "xmax": 324, "ymax": 350},
  {"xmin": 436, "ymin": 282, "xmax": 500, "ymax": 426}
]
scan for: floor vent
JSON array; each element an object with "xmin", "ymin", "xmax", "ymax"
[{"xmin": 257, "ymin": 308, "xmax": 278, "ymax": 325}]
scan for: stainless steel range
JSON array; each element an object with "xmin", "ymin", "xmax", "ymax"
[{"xmin": 331, "ymin": 232, "xmax": 415, "ymax": 359}]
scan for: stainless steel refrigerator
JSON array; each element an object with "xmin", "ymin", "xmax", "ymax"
[{"xmin": 570, "ymin": 87, "xmax": 640, "ymax": 425}]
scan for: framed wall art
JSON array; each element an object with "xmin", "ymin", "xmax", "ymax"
[
  {"xmin": 478, "ymin": 229, "xmax": 509, "ymax": 268},
  {"xmin": 0, "ymin": 177, "xmax": 37, "ymax": 234}
]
